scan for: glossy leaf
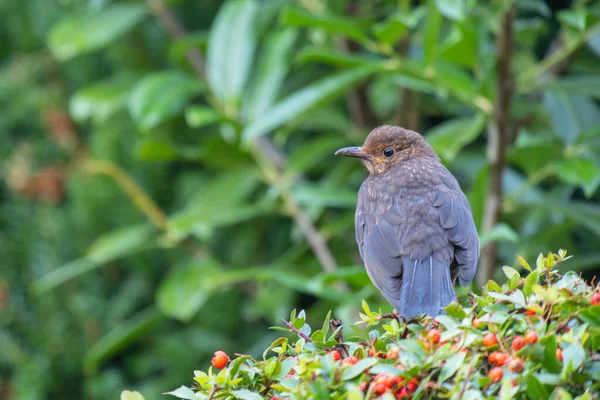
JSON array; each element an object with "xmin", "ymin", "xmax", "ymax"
[
  {"xmin": 207, "ymin": 0, "xmax": 259, "ymax": 105},
  {"xmin": 243, "ymin": 28, "xmax": 298, "ymax": 121},
  {"xmin": 554, "ymin": 158, "xmax": 600, "ymax": 197},
  {"xmin": 129, "ymin": 71, "xmax": 203, "ymax": 131},
  {"xmin": 281, "ymin": 7, "xmax": 370, "ymax": 44},
  {"xmin": 426, "ymin": 113, "xmax": 486, "ymax": 161},
  {"xmin": 242, "ymin": 65, "xmax": 381, "ymax": 141},
  {"xmin": 70, "ymin": 77, "xmax": 134, "ymax": 122},
  {"xmin": 48, "ymin": 3, "xmax": 147, "ymax": 60}
]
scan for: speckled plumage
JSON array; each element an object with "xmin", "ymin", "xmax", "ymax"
[{"xmin": 336, "ymin": 126, "xmax": 480, "ymax": 318}]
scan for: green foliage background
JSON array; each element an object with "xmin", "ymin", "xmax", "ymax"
[{"xmin": 1, "ymin": 0, "xmax": 600, "ymax": 399}]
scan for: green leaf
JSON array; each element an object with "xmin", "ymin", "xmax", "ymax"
[
  {"xmin": 558, "ymin": 9, "xmax": 589, "ymax": 31},
  {"xmin": 435, "ymin": 0, "xmax": 469, "ymax": 21},
  {"xmin": 242, "ymin": 65, "xmax": 381, "ymax": 142},
  {"xmin": 524, "ymin": 270, "xmax": 540, "ymax": 297},
  {"xmin": 157, "ymin": 261, "xmax": 264, "ymax": 321},
  {"xmin": 542, "ymin": 335, "xmax": 562, "ymax": 373},
  {"xmin": 281, "ymin": 7, "xmax": 370, "ymax": 44},
  {"xmin": 550, "ymin": 387, "xmax": 574, "ymax": 400},
  {"xmin": 292, "ymin": 184, "xmax": 357, "ymax": 208},
  {"xmin": 543, "ymin": 92, "xmax": 600, "ymax": 144},
  {"xmin": 121, "ymin": 391, "xmax": 145, "ymax": 400},
  {"xmin": 84, "ymin": 307, "xmax": 163, "ymax": 374},
  {"xmin": 48, "ymin": 3, "xmax": 147, "ymax": 60},
  {"xmin": 207, "ymin": 0, "xmax": 259, "ymax": 105},
  {"xmin": 135, "ymin": 138, "xmax": 180, "ymax": 161},
  {"xmin": 438, "ymin": 352, "xmax": 466, "ymax": 383},
  {"xmin": 561, "ymin": 342, "xmax": 586, "ymax": 373},
  {"xmin": 424, "ymin": 2, "xmax": 443, "ymax": 67},
  {"xmin": 164, "ymin": 386, "xmax": 196, "ymax": 400},
  {"xmin": 129, "ymin": 71, "xmax": 203, "ymax": 131},
  {"xmin": 32, "ymin": 225, "xmax": 155, "ymax": 294},
  {"xmin": 525, "ymin": 374, "xmax": 550, "ymax": 400},
  {"xmin": 543, "ymin": 76, "xmax": 600, "ymax": 99},
  {"xmin": 479, "ymin": 223, "xmax": 519, "ymax": 247},
  {"xmin": 230, "ymin": 389, "xmax": 264, "ymax": 400},
  {"xmin": 295, "ymin": 46, "xmax": 380, "ymax": 68},
  {"xmin": 287, "ymin": 136, "xmax": 347, "ymax": 174},
  {"xmin": 502, "ymin": 266, "xmax": 520, "ymax": 281},
  {"xmin": 341, "ymin": 358, "xmax": 378, "ymax": 380},
  {"xmin": 70, "ymin": 77, "xmax": 133, "ymax": 122},
  {"xmin": 579, "ymin": 306, "xmax": 600, "ymax": 327},
  {"xmin": 554, "ymin": 158, "xmax": 600, "ymax": 197},
  {"xmin": 243, "ymin": 28, "xmax": 298, "ymax": 121},
  {"xmin": 517, "ymin": 255, "xmax": 533, "ymax": 272},
  {"xmin": 426, "ymin": 114, "xmax": 486, "ymax": 161},
  {"xmin": 185, "ymin": 106, "xmax": 224, "ymax": 128},
  {"xmin": 166, "ymin": 170, "xmax": 268, "ymax": 240}
]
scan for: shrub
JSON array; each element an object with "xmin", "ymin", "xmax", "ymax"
[{"xmin": 123, "ymin": 250, "xmax": 600, "ymax": 399}]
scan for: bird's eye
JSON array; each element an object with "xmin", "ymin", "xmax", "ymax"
[{"xmin": 383, "ymin": 147, "xmax": 394, "ymax": 157}]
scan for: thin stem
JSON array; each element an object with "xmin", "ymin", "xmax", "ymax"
[
  {"xmin": 206, "ymin": 385, "xmax": 219, "ymax": 400},
  {"xmin": 282, "ymin": 319, "xmax": 313, "ymax": 343},
  {"xmin": 83, "ymin": 160, "xmax": 168, "ymax": 230}
]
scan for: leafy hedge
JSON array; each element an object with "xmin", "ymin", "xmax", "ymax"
[{"xmin": 123, "ymin": 251, "xmax": 600, "ymax": 399}]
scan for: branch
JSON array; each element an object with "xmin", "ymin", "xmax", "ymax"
[
  {"xmin": 478, "ymin": 6, "xmax": 515, "ymax": 286},
  {"xmin": 146, "ymin": 0, "xmax": 339, "ymax": 274},
  {"xmin": 282, "ymin": 319, "xmax": 313, "ymax": 343}
]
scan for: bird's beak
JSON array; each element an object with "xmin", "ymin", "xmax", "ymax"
[{"xmin": 335, "ymin": 146, "xmax": 370, "ymax": 160}]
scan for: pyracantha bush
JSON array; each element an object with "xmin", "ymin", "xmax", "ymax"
[{"xmin": 124, "ymin": 250, "xmax": 600, "ymax": 400}]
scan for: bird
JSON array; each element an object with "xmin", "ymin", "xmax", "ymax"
[{"xmin": 335, "ymin": 125, "xmax": 480, "ymax": 318}]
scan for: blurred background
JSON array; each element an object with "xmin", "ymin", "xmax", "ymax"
[{"xmin": 1, "ymin": 0, "xmax": 600, "ymax": 398}]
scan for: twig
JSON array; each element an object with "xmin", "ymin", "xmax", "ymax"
[
  {"xmin": 478, "ymin": 6, "xmax": 515, "ymax": 286},
  {"xmin": 206, "ymin": 385, "xmax": 219, "ymax": 400},
  {"xmin": 146, "ymin": 0, "xmax": 339, "ymax": 274},
  {"xmin": 458, "ymin": 358, "xmax": 477, "ymax": 400},
  {"xmin": 329, "ymin": 319, "xmax": 349, "ymax": 358},
  {"xmin": 83, "ymin": 160, "xmax": 168, "ymax": 230},
  {"xmin": 282, "ymin": 319, "xmax": 313, "ymax": 343}
]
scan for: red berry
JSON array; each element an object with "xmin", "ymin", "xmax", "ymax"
[
  {"xmin": 330, "ymin": 350, "xmax": 341, "ymax": 361},
  {"xmin": 386, "ymin": 347, "xmax": 399, "ymax": 360},
  {"xmin": 556, "ymin": 348, "xmax": 563, "ymax": 362},
  {"xmin": 482, "ymin": 333, "xmax": 497, "ymax": 347},
  {"xmin": 508, "ymin": 357, "xmax": 524, "ymax": 373},
  {"xmin": 488, "ymin": 351, "xmax": 509, "ymax": 366},
  {"xmin": 525, "ymin": 310, "xmax": 536, "ymax": 316},
  {"xmin": 211, "ymin": 350, "xmax": 229, "ymax": 370},
  {"xmin": 396, "ymin": 387, "xmax": 410, "ymax": 399},
  {"xmin": 592, "ymin": 292, "xmax": 600, "ymax": 305},
  {"xmin": 488, "ymin": 367, "xmax": 503, "ymax": 382},
  {"xmin": 525, "ymin": 331, "xmax": 538, "ymax": 344},
  {"xmin": 373, "ymin": 383, "xmax": 387, "ymax": 394},
  {"xmin": 512, "ymin": 336, "xmax": 525, "ymax": 351},
  {"xmin": 358, "ymin": 382, "xmax": 367, "ymax": 391},
  {"xmin": 422, "ymin": 340, "xmax": 431, "ymax": 352},
  {"xmin": 472, "ymin": 318, "xmax": 483, "ymax": 328},
  {"xmin": 406, "ymin": 377, "xmax": 419, "ymax": 393},
  {"xmin": 427, "ymin": 329, "xmax": 441, "ymax": 344},
  {"xmin": 341, "ymin": 356, "xmax": 359, "ymax": 366}
]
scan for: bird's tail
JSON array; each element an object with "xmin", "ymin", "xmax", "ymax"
[{"xmin": 399, "ymin": 256, "xmax": 456, "ymax": 318}]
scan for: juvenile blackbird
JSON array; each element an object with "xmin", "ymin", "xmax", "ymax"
[{"xmin": 336, "ymin": 126, "xmax": 479, "ymax": 318}]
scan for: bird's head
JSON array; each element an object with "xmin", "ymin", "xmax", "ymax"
[{"xmin": 335, "ymin": 125, "xmax": 438, "ymax": 175}]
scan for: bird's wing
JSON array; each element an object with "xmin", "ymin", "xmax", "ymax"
[
  {"xmin": 432, "ymin": 173, "xmax": 480, "ymax": 286},
  {"xmin": 355, "ymin": 186, "xmax": 404, "ymax": 307}
]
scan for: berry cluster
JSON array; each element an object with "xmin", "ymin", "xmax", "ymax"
[{"xmin": 173, "ymin": 251, "xmax": 600, "ymax": 399}]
